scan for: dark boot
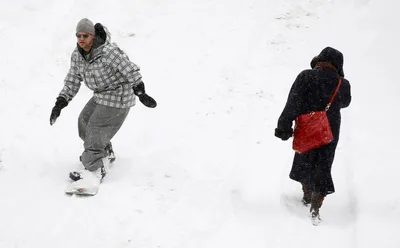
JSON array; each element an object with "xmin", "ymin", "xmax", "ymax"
[
  {"xmin": 301, "ymin": 183, "xmax": 312, "ymax": 205},
  {"xmin": 105, "ymin": 143, "xmax": 116, "ymax": 163},
  {"xmin": 310, "ymin": 191, "xmax": 324, "ymax": 225}
]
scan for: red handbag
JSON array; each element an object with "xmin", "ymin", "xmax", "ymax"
[{"xmin": 292, "ymin": 78, "xmax": 342, "ymax": 154}]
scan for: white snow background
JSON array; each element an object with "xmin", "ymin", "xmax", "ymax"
[{"xmin": 0, "ymin": 0, "xmax": 399, "ymax": 247}]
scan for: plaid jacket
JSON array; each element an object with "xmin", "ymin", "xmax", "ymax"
[{"xmin": 59, "ymin": 41, "xmax": 142, "ymax": 108}]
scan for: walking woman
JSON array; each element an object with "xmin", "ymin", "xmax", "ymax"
[{"xmin": 275, "ymin": 47, "xmax": 351, "ymax": 224}]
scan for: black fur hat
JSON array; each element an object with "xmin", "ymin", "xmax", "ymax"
[{"xmin": 310, "ymin": 47, "xmax": 344, "ymax": 77}]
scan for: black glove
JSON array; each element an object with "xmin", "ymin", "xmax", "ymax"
[
  {"xmin": 133, "ymin": 82, "xmax": 157, "ymax": 108},
  {"xmin": 275, "ymin": 127, "xmax": 293, "ymax": 141},
  {"xmin": 95, "ymin": 23, "xmax": 107, "ymax": 42},
  {"xmin": 50, "ymin": 97, "xmax": 68, "ymax": 125}
]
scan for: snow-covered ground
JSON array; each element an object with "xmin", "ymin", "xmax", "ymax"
[{"xmin": 0, "ymin": 0, "xmax": 399, "ymax": 247}]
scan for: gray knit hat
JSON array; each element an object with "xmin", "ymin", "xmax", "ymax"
[{"xmin": 76, "ymin": 18, "xmax": 95, "ymax": 35}]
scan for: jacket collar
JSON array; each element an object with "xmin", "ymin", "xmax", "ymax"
[{"xmin": 76, "ymin": 36, "xmax": 106, "ymax": 61}]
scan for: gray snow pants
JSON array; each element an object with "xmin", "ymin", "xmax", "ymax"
[{"xmin": 78, "ymin": 97, "xmax": 130, "ymax": 171}]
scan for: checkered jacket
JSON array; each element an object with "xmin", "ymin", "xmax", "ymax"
[{"xmin": 59, "ymin": 41, "xmax": 142, "ymax": 108}]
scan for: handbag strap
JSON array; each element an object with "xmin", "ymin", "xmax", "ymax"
[{"xmin": 325, "ymin": 77, "xmax": 342, "ymax": 111}]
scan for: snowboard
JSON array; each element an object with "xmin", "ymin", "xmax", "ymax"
[
  {"xmin": 65, "ymin": 155, "xmax": 115, "ymax": 196},
  {"xmin": 65, "ymin": 179, "xmax": 101, "ymax": 196}
]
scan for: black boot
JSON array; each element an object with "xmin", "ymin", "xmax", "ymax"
[
  {"xmin": 301, "ymin": 183, "xmax": 312, "ymax": 205},
  {"xmin": 310, "ymin": 191, "xmax": 324, "ymax": 225},
  {"xmin": 105, "ymin": 143, "xmax": 116, "ymax": 163}
]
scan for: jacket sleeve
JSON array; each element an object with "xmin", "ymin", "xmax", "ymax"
[
  {"xmin": 106, "ymin": 45, "xmax": 143, "ymax": 87},
  {"xmin": 59, "ymin": 50, "xmax": 82, "ymax": 101},
  {"xmin": 339, "ymin": 78, "xmax": 351, "ymax": 108},
  {"xmin": 277, "ymin": 72, "xmax": 305, "ymax": 131}
]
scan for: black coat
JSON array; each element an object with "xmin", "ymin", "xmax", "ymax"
[{"xmin": 276, "ymin": 48, "xmax": 351, "ymax": 196}]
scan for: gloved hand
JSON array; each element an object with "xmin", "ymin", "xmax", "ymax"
[
  {"xmin": 274, "ymin": 127, "xmax": 293, "ymax": 141},
  {"xmin": 50, "ymin": 96, "xmax": 68, "ymax": 125},
  {"xmin": 95, "ymin": 23, "xmax": 107, "ymax": 42},
  {"xmin": 133, "ymin": 82, "xmax": 157, "ymax": 108},
  {"xmin": 138, "ymin": 94, "xmax": 157, "ymax": 108}
]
